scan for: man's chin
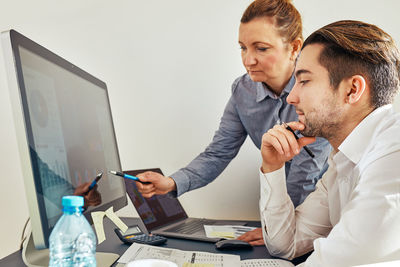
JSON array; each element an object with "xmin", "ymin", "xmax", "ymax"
[{"xmin": 299, "ymin": 129, "xmax": 317, "ymax": 138}]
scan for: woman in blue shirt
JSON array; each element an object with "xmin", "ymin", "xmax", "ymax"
[{"xmin": 136, "ymin": 0, "xmax": 331, "ymax": 245}]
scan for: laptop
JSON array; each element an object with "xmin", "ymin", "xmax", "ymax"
[{"xmin": 124, "ymin": 168, "xmax": 247, "ymax": 242}]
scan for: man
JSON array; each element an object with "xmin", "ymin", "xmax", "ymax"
[{"xmin": 259, "ymin": 20, "xmax": 400, "ymax": 266}]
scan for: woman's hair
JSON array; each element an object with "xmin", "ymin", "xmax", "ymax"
[{"xmin": 241, "ymin": 0, "xmax": 303, "ymax": 43}]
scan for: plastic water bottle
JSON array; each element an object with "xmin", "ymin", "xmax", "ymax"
[{"xmin": 49, "ymin": 195, "xmax": 97, "ymax": 267}]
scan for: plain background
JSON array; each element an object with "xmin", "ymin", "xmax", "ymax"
[{"xmin": 0, "ymin": 0, "xmax": 400, "ymax": 260}]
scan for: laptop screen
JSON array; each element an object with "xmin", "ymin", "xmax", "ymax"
[{"xmin": 124, "ymin": 168, "xmax": 188, "ymax": 231}]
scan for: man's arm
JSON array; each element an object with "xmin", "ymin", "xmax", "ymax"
[
  {"xmin": 285, "ymin": 137, "xmax": 331, "ymax": 207},
  {"xmin": 260, "ymin": 166, "xmax": 332, "ymax": 259},
  {"xmin": 258, "ymin": 122, "xmax": 332, "ymax": 259}
]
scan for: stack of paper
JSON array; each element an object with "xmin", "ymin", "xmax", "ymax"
[{"xmin": 117, "ymin": 243, "xmax": 295, "ymax": 267}]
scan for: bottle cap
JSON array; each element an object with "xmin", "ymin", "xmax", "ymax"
[{"xmin": 62, "ymin": 196, "xmax": 84, "ymax": 207}]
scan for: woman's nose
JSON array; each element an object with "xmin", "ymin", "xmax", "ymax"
[{"xmin": 243, "ymin": 51, "xmax": 257, "ymax": 66}]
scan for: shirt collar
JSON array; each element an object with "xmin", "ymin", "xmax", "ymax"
[
  {"xmin": 256, "ymin": 73, "xmax": 296, "ymax": 102},
  {"xmin": 338, "ymin": 104, "xmax": 393, "ymax": 164}
]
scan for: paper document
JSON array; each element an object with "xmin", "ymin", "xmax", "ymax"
[
  {"xmin": 118, "ymin": 243, "xmax": 294, "ymax": 267},
  {"xmin": 204, "ymin": 225, "xmax": 257, "ymax": 239},
  {"xmin": 241, "ymin": 259, "xmax": 294, "ymax": 267},
  {"xmin": 118, "ymin": 243, "xmax": 240, "ymax": 267}
]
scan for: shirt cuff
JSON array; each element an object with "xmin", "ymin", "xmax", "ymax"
[
  {"xmin": 169, "ymin": 170, "xmax": 190, "ymax": 197},
  {"xmin": 259, "ymin": 166, "xmax": 288, "ymax": 209}
]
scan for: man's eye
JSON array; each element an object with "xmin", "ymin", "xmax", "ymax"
[
  {"xmin": 240, "ymin": 46, "xmax": 247, "ymax": 51},
  {"xmin": 299, "ymin": 80, "xmax": 309, "ymax": 85},
  {"xmin": 257, "ymin": 47, "xmax": 268, "ymax": 52}
]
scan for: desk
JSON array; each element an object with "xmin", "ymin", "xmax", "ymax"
[{"xmin": 0, "ymin": 217, "xmax": 309, "ymax": 266}]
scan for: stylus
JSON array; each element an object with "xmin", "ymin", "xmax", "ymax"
[
  {"xmin": 283, "ymin": 122, "xmax": 315, "ymax": 158},
  {"xmin": 109, "ymin": 171, "xmax": 150, "ymax": 184}
]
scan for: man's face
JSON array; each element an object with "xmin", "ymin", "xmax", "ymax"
[{"xmin": 287, "ymin": 44, "xmax": 344, "ymax": 139}]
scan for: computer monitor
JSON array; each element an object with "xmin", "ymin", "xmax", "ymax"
[{"xmin": 1, "ymin": 29, "xmax": 127, "ymax": 265}]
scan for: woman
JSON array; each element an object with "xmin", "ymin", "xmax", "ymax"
[{"xmin": 136, "ymin": 0, "xmax": 331, "ymax": 245}]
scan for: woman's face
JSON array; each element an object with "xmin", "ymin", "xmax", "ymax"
[{"xmin": 239, "ymin": 17, "xmax": 296, "ymax": 88}]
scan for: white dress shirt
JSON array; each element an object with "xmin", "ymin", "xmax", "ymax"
[{"xmin": 259, "ymin": 105, "xmax": 400, "ymax": 267}]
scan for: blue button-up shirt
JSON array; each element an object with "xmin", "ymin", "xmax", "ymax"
[{"xmin": 170, "ymin": 73, "xmax": 331, "ymax": 206}]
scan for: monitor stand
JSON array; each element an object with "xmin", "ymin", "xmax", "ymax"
[{"xmin": 22, "ymin": 231, "xmax": 119, "ymax": 267}]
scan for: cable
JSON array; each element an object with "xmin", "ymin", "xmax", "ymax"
[{"xmin": 20, "ymin": 217, "xmax": 30, "ymax": 250}]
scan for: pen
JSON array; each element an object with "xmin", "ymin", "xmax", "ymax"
[
  {"xmin": 88, "ymin": 172, "xmax": 103, "ymax": 191},
  {"xmin": 283, "ymin": 122, "xmax": 315, "ymax": 158},
  {"xmin": 109, "ymin": 171, "xmax": 150, "ymax": 184}
]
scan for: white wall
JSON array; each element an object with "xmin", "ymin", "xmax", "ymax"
[{"xmin": 0, "ymin": 0, "xmax": 399, "ymax": 259}]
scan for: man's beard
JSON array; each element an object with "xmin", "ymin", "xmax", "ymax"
[{"xmin": 299, "ymin": 106, "xmax": 342, "ymax": 140}]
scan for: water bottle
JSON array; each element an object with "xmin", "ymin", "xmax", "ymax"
[{"xmin": 49, "ymin": 195, "xmax": 97, "ymax": 267}]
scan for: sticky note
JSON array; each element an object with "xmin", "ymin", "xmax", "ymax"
[
  {"xmin": 105, "ymin": 206, "xmax": 128, "ymax": 232},
  {"xmin": 91, "ymin": 211, "xmax": 106, "ymax": 244},
  {"xmin": 90, "ymin": 207, "xmax": 128, "ymax": 244},
  {"xmin": 209, "ymin": 231, "xmax": 235, "ymax": 238}
]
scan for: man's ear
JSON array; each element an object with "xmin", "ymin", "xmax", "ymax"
[
  {"xmin": 346, "ymin": 75, "xmax": 366, "ymax": 104},
  {"xmin": 290, "ymin": 38, "xmax": 303, "ymax": 61}
]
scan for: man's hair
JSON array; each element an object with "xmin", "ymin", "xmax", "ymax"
[
  {"xmin": 241, "ymin": 0, "xmax": 303, "ymax": 43},
  {"xmin": 303, "ymin": 20, "xmax": 400, "ymax": 108}
]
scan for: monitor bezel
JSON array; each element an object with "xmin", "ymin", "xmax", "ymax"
[{"xmin": 1, "ymin": 29, "xmax": 127, "ymax": 249}]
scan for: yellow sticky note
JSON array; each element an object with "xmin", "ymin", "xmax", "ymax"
[
  {"xmin": 183, "ymin": 263, "xmax": 214, "ymax": 267},
  {"xmin": 90, "ymin": 206, "xmax": 128, "ymax": 244},
  {"xmin": 91, "ymin": 211, "xmax": 106, "ymax": 244},
  {"xmin": 210, "ymin": 231, "xmax": 235, "ymax": 238},
  {"xmin": 105, "ymin": 206, "xmax": 128, "ymax": 232}
]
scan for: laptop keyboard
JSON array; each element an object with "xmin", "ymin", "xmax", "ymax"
[{"xmin": 166, "ymin": 219, "xmax": 217, "ymax": 235}]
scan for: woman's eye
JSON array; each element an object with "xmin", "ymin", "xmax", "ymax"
[
  {"xmin": 240, "ymin": 46, "xmax": 246, "ymax": 51},
  {"xmin": 257, "ymin": 47, "xmax": 268, "ymax": 52}
]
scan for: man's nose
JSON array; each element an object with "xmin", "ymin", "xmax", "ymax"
[{"xmin": 287, "ymin": 83, "xmax": 299, "ymax": 105}]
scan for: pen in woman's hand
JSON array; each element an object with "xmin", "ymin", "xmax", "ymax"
[{"xmin": 109, "ymin": 171, "xmax": 151, "ymax": 184}]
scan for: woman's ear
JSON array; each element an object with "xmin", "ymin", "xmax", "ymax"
[
  {"xmin": 346, "ymin": 75, "xmax": 367, "ymax": 104},
  {"xmin": 290, "ymin": 38, "xmax": 303, "ymax": 61}
]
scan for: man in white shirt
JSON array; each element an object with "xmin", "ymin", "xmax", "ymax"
[{"xmin": 259, "ymin": 20, "xmax": 400, "ymax": 266}]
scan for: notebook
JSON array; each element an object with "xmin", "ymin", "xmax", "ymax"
[{"xmin": 124, "ymin": 168, "xmax": 247, "ymax": 242}]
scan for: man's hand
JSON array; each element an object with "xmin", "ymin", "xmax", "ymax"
[
  {"xmin": 135, "ymin": 171, "xmax": 177, "ymax": 198},
  {"xmin": 261, "ymin": 122, "xmax": 316, "ymax": 173},
  {"xmin": 237, "ymin": 228, "xmax": 264, "ymax": 246},
  {"xmin": 74, "ymin": 182, "xmax": 102, "ymax": 208}
]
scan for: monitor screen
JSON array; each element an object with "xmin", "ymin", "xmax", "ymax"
[{"xmin": 1, "ymin": 30, "xmax": 127, "ymax": 249}]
